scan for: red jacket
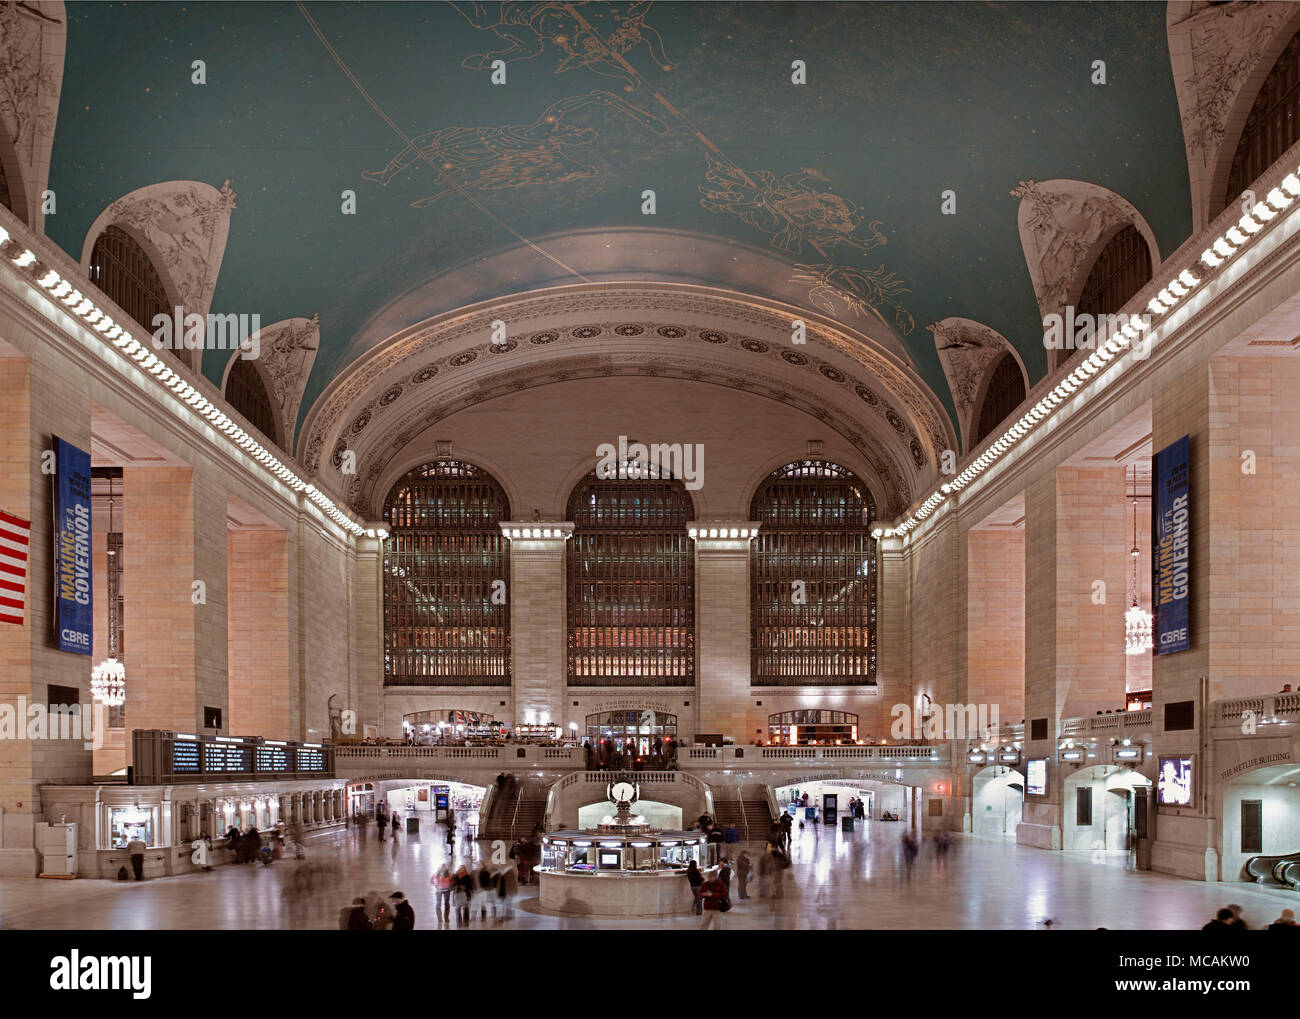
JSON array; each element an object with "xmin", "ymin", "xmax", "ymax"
[{"xmin": 700, "ymin": 878, "xmax": 728, "ymax": 910}]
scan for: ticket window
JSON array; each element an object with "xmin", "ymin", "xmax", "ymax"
[
  {"xmin": 566, "ymin": 846, "xmax": 594, "ymax": 872},
  {"xmin": 110, "ymin": 806, "xmax": 156, "ymax": 849}
]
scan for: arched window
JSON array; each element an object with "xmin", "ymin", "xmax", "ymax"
[
  {"xmin": 88, "ymin": 225, "xmax": 172, "ymax": 339},
  {"xmin": 567, "ymin": 471, "xmax": 694, "ymax": 687},
  {"xmin": 1225, "ymin": 28, "xmax": 1300, "ymax": 212},
  {"xmin": 1059, "ymin": 224, "xmax": 1152, "ymax": 371},
  {"xmin": 225, "ymin": 358, "xmax": 278, "ymax": 446},
  {"xmin": 750, "ymin": 460, "xmax": 877, "ymax": 687},
  {"xmin": 382, "ymin": 460, "xmax": 511, "ymax": 687},
  {"xmin": 974, "ymin": 353, "xmax": 1026, "ymax": 446}
]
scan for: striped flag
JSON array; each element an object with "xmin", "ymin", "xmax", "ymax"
[{"xmin": 0, "ymin": 510, "xmax": 31, "ymax": 626}]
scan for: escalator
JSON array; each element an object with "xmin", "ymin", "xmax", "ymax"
[{"xmin": 1244, "ymin": 848, "xmax": 1300, "ymax": 886}]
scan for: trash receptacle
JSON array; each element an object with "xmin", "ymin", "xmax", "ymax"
[
  {"xmin": 406, "ymin": 816, "xmax": 419, "ymax": 834},
  {"xmin": 841, "ymin": 816, "xmax": 854, "ymax": 832}
]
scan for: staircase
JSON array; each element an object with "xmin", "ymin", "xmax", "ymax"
[
  {"xmin": 479, "ymin": 786, "xmax": 517, "ymax": 840},
  {"xmin": 510, "ymin": 797, "xmax": 548, "ymax": 841},
  {"xmin": 711, "ymin": 796, "xmax": 749, "ymax": 838},
  {"xmin": 741, "ymin": 796, "xmax": 775, "ymax": 837}
]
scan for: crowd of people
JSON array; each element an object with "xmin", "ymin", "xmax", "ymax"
[
  {"xmin": 1200, "ymin": 905, "xmax": 1299, "ymax": 932},
  {"xmin": 583, "ymin": 738, "xmax": 677, "ymax": 771}
]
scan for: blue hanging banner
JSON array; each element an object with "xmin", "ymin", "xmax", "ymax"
[
  {"xmin": 53, "ymin": 436, "xmax": 93, "ymax": 655},
  {"xmin": 1153, "ymin": 434, "xmax": 1190, "ymax": 655}
]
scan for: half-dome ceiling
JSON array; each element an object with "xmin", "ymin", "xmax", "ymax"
[{"xmin": 44, "ymin": 0, "xmax": 1193, "ymax": 437}]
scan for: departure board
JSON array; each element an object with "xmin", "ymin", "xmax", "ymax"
[
  {"xmin": 203, "ymin": 742, "xmax": 252, "ymax": 773},
  {"xmin": 296, "ymin": 747, "xmax": 327, "ymax": 771},
  {"xmin": 255, "ymin": 745, "xmax": 290, "ymax": 772},
  {"xmin": 171, "ymin": 739, "xmax": 201, "ymax": 772}
]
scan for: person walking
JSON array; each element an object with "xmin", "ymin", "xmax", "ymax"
[
  {"xmin": 735, "ymin": 851, "xmax": 753, "ymax": 900},
  {"xmin": 453, "ymin": 866, "xmax": 473, "ymax": 925},
  {"xmin": 432, "ymin": 864, "xmax": 453, "ymax": 924},
  {"xmin": 391, "ymin": 812, "xmax": 401, "ymax": 840},
  {"xmin": 1267, "ymin": 909, "xmax": 1299, "ymax": 931},
  {"xmin": 686, "ymin": 860, "xmax": 705, "ymax": 915},
  {"xmin": 901, "ymin": 832, "xmax": 918, "ymax": 881},
  {"xmin": 478, "ymin": 863, "xmax": 494, "ymax": 920},
  {"xmin": 127, "ymin": 835, "xmax": 147, "ymax": 880},
  {"xmin": 390, "ymin": 891, "xmax": 415, "ymax": 931},
  {"xmin": 1201, "ymin": 908, "xmax": 1238, "ymax": 931},
  {"xmin": 699, "ymin": 871, "xmax": 729, "ymax": 930},
  {"xmin": 346, "ymin": 897, "xmax": 371, "ymax": 930}
]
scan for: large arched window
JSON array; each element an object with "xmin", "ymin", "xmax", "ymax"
[
  {"xmin": 1058, "ymin": 224, "xmax": 1152, "ymax": 371},
  {"xmin": 974, "ymin": 352, "xmax": 1026, "ymax": 446},
  {"xmin": 382, "ymin": 460, "xmax": 511, "ymax": 687},
  {"xmin": 567, "ymin": 471, "xmax": 694, "ymax": 687},
  {"xmin": 88, "ymin": 225, "xmax": 172, "ymax": 339},
  {"xmin": 1225, "ymin": 28, "xmax": 1300, "ymax": 213},
  {"xmin": 750, "ymin": 460, "xmax": 877, "ymax": 687},
  {"xmin": 225, "ymin": 358, "xmax": 278, "ymax": 446}
]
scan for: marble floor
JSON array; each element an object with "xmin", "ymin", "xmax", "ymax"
[{"xmin": 1, "ymin": 821, "xmax": 1296, "ymax": 931}]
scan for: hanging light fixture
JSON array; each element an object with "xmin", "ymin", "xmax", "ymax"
[
  {"xmin": 1124, "ymin": 464, "xmax": 1153, "ymax": 655},
  {"xmin": 92, "ymin": 474, "xmax": 126, "ymax": 707}
]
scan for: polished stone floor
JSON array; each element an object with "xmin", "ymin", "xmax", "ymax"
[{"xmin": 1, "ymin": 820, "xmax": 1295, "ymax": 930}]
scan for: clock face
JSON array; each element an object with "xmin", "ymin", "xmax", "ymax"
[{"xmin": 611, "ymin": 782, "xmax": 636, "ymax": 803}]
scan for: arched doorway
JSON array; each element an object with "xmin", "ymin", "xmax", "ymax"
[
  {"xmin": 1221, "ymin": 761, "xmax": 1300, "ymax": 882},
  {"xmin": 1062, "ymin": 765, "xmax": 1151, "ymax": 852},
  {"xmin": 971, "ymin": 766, "xmax": 1023, "ymax": 837},
  {"xmin": 585, "ymin": 710, "xmax": 678, "ymax": 767}
]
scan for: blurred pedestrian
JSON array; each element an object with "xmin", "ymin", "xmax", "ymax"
[
  {"xmin": 687, "ymin": 860, "xmax": 704, "ymax": 914},
  {"xmin": 735, "ymin": 851, "xmax": 753, "ymax": 899},
  {"xmin": 390, "ymin": 891, "xmax": 415, "ymax": 931},
  {"xmin": 699, "ymin": 871, "xmax": 729, "ymax": 930}
]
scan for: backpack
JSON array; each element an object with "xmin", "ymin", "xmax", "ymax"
[
  {"xmin": 116, "ymin": 866, "xmax": 129, "ymax": 881},
  {"xmin": 720, "ymin": 897, "xmax": 732, "ymax": 913}
]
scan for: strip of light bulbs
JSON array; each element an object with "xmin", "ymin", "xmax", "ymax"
[
  {"xmin": 0, "ymin": 223, "xmax": 368, "ymax": 537},
  {"xmin": 876, "ymin": 170, "xmax": 1300, "ymax": 539}
]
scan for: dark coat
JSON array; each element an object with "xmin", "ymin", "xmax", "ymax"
[
  {"xmin": 347, "ymin": 907, "xmax": 371, "ymax": 931},
  {"xmin": 391, "ymin": 901, "xmax": 415, "ymax": 931}
]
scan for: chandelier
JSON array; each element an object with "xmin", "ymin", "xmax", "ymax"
[
  {"xmin": 91, "ymin": 475, "xmax": 127, "ymax": 705},
  {"xmin": 91, "ymin": 657, "xmax": 126, "ymax": 706},
  {"xmin": 1124, "ymin": 465, "xmax": 1153, "ymax": 655}
]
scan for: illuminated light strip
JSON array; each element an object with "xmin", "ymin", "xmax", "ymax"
[
  {"xmin": 2, "ymin": 251, "xmax": 367, "ymax": 537},
  {"xmin": 876, "ymin": 163, "xmax": 1300, "ymax": 538}
]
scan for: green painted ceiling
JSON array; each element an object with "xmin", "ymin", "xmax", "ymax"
[{"xmin": 48, "ymin": 1, "xmax": 1192, "ymax": 432}]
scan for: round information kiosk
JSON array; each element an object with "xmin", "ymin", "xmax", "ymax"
[{"xmin": 538, "ymin": 781, "xmax": 719, "ymax": 916}]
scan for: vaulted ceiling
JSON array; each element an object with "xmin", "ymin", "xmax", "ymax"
[{"xmin": 42, "ymin": 0, "xmax": 1194, "ymax": 450}]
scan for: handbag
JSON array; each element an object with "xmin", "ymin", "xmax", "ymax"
[{"xmin": 720, "ymin": 897, "xmax": 732, "ymax": 912}]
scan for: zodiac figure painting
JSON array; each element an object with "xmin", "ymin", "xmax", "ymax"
[
  {"xmin": 698, "ymin": 153, "xmax": 887, "ymax": 259},
  {"xmin": 450, "ymin": 1, "xmax": 673, "ymax": 91},
  {"xmin": 362, "ymin": 90, "xmax": 668, "ymax": 207},
  {"xmin": 791, "ymin": 262, "xmax": 916, "ymax": 336}
]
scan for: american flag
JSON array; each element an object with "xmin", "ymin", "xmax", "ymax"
[{"xmin": 0, "ymin": 510, "xmax": 31, "ymax": 626}]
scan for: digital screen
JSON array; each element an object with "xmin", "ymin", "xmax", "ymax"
[
  {"xmin": 599, "ymin": 853, "xmax": 619, "ymax": 866},
  {"xmin": 171, "ymin": 740, "xmax": 201, "ymax": 773},
  {"xmin": 1158, "ymin": 756, "xmax": 1193, "ymax": 805},
  {"xmin": 203, "ymin": 743, "xmax": 251, "ymax": 773},
  {"xmin": 1026, "ymin": 758, "xmax": 1047, "ymax": 796},
  {"xmin": 296, "ymin": 747, "xmax": 327, "ymax": 772},
  {"xmin": 255, "ymin": 745, "xmax": 289, "ymax": 772}
]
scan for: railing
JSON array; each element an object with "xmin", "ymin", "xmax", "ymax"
[
  {"xmin": 688, "ymin": 748, "xmax": 720, "ymax": 760},
  {"xmin": 1216, "ymin": 693, "xmax": 1300, "ymax": 725},
  {"xmin": 1061, "ymin": 711, "xmax": 1153, "ymax": 738}
]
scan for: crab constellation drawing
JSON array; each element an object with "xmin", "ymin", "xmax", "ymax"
[
  {"xmin": 450, "ymin": 0, "xmax": 673, "ymax": 91},
  {"xmin": 362, "ymin": 90, "xmax": 668, "ymax": 207}
]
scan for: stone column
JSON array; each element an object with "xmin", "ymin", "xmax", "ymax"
[
  {"xmin": 227, "ymin": 528, "xmax": 290, "ymax": 739},
  {"xmin": 353, "ymin": 532, "xmax": 383, "ymax": 736},
  {"xmin": 0, "ymin": 353, "xmax": 95, "ymax": 874},
  {"xmin": 502, "ymin": 523, "xmax": 572, "ymax": 724},
  {"xmin": 122, "ymin": 465, "xmax": 229, "ymax": 745},
  {"xmin": 691, "ymin": 521, "xmax": 759, "ymax": 741}
]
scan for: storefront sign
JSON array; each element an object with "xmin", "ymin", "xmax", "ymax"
[
  {"xmin": 1153, "ymin": 434, "xmax": 1190, "ymax": 655},
  {"xmin": 52, "ymin": 437, "xmax": 92, "ymax": 655}
]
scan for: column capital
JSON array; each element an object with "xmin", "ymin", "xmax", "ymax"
[
  {"xmin": 500, "ymin": 521, "xmax": 575, "ymax": 541},
  {"xmin": 688, "ymin": 520, "xmax": 761, "ymax": 542}
]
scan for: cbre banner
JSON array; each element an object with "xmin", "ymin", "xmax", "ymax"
[
  {"xmin": 1153, "ymin": 434, "xmax": 1190, "ymax": 655},
  {"xmin": 52, "ymin": 436, "xmax": 93, "ymax": 655}
]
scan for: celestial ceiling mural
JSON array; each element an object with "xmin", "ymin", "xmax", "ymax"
[{"xmin": 45, "ymin": 1, "xmax": 1193, "ymax": 435}]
